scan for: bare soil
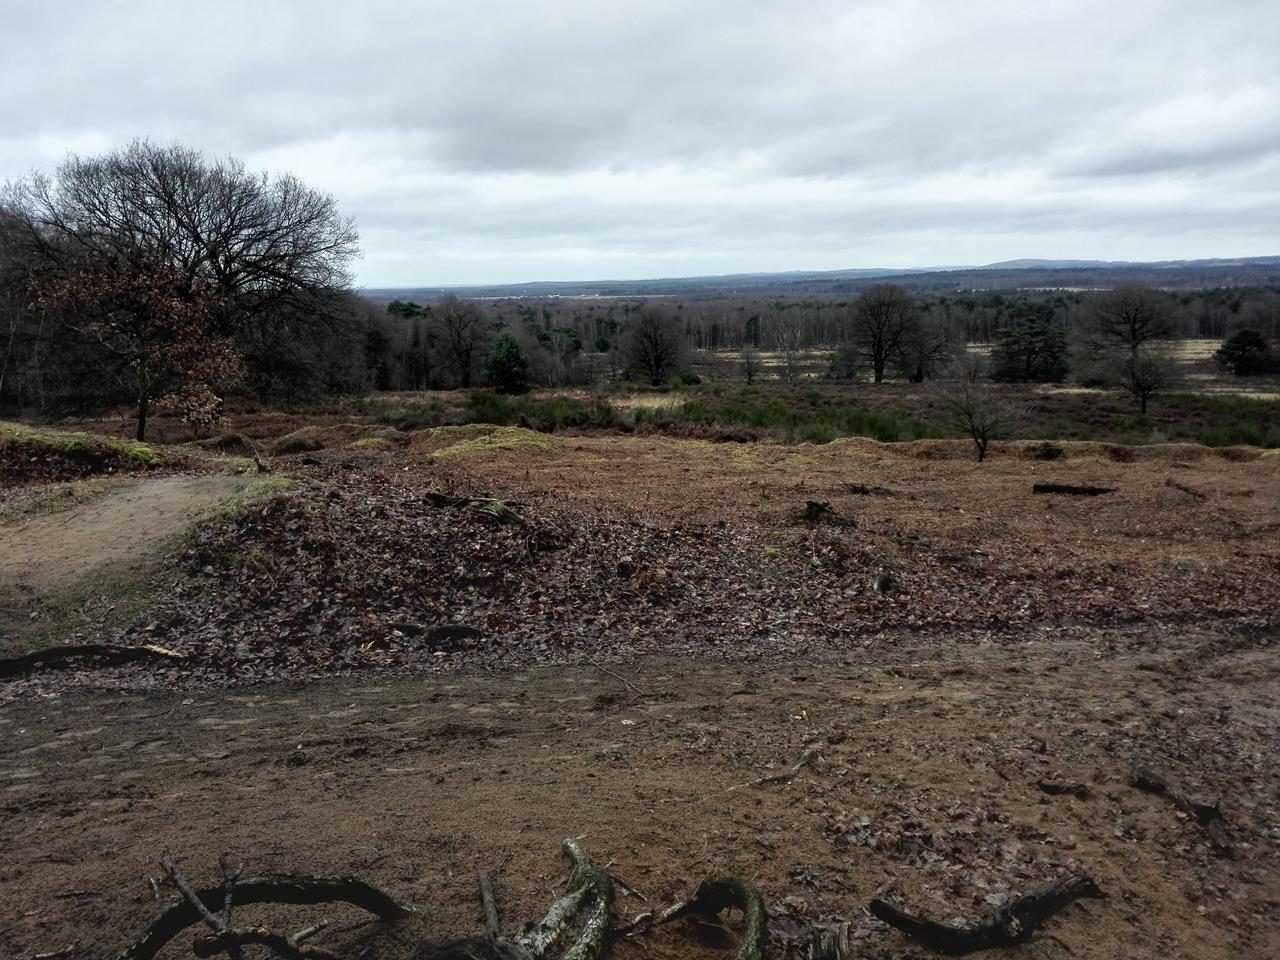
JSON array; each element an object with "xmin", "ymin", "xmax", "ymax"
[
  {"xmin": 0, "ymin": 475, "xmax": 247, "ymax": 650},
  {"xmin": 1, "ymin": 427, "xmax": 1277, "ymax": 959},
  {"xmin": 3, "ymin": 634, "xmax": 1279, "ymax": 960}
]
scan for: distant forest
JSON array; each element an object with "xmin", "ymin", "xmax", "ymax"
[
  {"xmin": 357, "ymin": 284, "xmax": 1280, "ymax": 393},
  {"xmin": 1, "ymin": 141, "xmax": 1277, "ymax": 422}
]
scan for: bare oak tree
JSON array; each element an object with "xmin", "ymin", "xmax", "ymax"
[
  {"xmin": 1077, "ymin": 287, "xmax": 1181, "ymax": 412},
  {"xmin": 433, "ymin": 294, "xmax": 489, "ymax": 388},
  {"xmin": 622, "ymin": 309, "xmax": 685, "ymax": 386},
  {"xmin": 849, "ymin": 284, "xmax": 917, "ymax": 383}
]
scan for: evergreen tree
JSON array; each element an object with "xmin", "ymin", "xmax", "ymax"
[
  {"xmin": 485, "ymin": 332, "xmax": 530, "ymax": 394},
  {"xmin": 991, "ymin": 316, "xmax": 1069, "ymax": 382},
  {"xmin": 1215, "ymin": 329, "xmax": 1275, "ymax": 376}
]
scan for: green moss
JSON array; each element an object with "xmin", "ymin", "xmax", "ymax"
[
  {"xmin": 0, "ymin": 421, "xmax": 164, "ymax": 469},
  {"xmin": 431, "ymin": 425, "xmax": 561, "ymax": 458}
]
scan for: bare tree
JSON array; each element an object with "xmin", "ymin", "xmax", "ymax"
[
  {"xmin": 849, "ymin": 284, "xmax": 917, "ymax": 383},
  {"xmin": 766, "ymin": 309, "xmax": 807, "ymax": 382},
  {"xmin": 1078, "ymin": 287, "xmax": 1178, "ymax": 360},
  {"xmin": 1076, "ymin": 287, "xmax": 1181, "ymax": 412},
  {"xmin": 433, "ymin": 295, "xmax": 489, "ymax": 388},
  {"xmin": 740, "ymin": 343, "xmax": 761, "ymax": 383},
  {"xmin": 1, "ymin": 141, "xmax": 361, "ymax": 407},
  {"xmin": 622, "ymin": 309, "xmax": 685, "ymax": 386},
  {"xmin": 896, "ymin": 312, "xmax": 956, "ymax": 382},
  {"xmin": 2, "ymin": 141, "xmax": 359, "ymax": 328},
  {"xmin": 1122, "ymin": 347, "xmax": 1178, "ymax": 415},
  {"xmin": 935, "ymin": 377, "xmax": 1021, "ymax": 462}
]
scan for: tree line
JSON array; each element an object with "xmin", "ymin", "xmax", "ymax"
[{"xmin": 2, "ymin": 142, "xmax": 1276, "ymax": 438}]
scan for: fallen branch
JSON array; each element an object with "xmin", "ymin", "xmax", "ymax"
[
  {"xmin": 1031, "ymin": 483, "xmax": 1115, "ymax": 497},
  {"xmin": 117, "ymin": 869, "xmax": 413, "ymax": 960},
  {"xmin": 478, "ymin": 870, "xmax": 502, "ymax": 940},
  {"xmin": 0, "ymin": 643, "xmax": 185, "ymax": 678},
  {"xmin": 560, "ymin": 839, "xmax": 614, "ymax": 960},
  {"xmin": 1029, "ymin": 483, "xmax": 1111, "ymax": 499},
  {"xmin": 1130, "ymin": 762, "xmax": 1231, "ymax": 853},
  {"xmin": 869, "ymin": 873, "xmax": 1101, "ymax": 955}
]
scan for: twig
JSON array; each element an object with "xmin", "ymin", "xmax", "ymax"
[
  {"xmin": 586, "ymin": 658, "xmax": 646, "ymax": 698},
  {"xmin": 728, "ymin": 747, "xmax": 820, "ymax": 791}
]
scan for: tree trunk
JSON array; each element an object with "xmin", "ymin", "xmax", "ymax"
[{"xmin": 136, "ymin": 391, "xmax": 149, "ymax": 441}]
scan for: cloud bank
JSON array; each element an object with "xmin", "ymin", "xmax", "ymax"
[{"xmin": 2, "ymin": 0, "xmax": 1277, "ymax": 285}]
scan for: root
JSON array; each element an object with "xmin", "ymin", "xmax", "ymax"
[
  {"xmin": 0, "ymin": 643, "xmax": 185, "ymax": 678},
  {"xmin": 730, "ymin": 746, "xmax": 820, "ymax": 791},
  {"xmin": 117, "ymin": 858, "xmax": 413, "ymax": 960},
  {"xmin": 653, "ymin": 877, "xmax": 768, "ymax": 960},
  {"xmin": 869, "ymin": 873, "xmax": 1101, "ymax": 955}
]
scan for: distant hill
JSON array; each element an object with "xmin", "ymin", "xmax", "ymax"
[{"xmin": 363, "ymin": 255, "xmax": 1280, "ymax": 302}]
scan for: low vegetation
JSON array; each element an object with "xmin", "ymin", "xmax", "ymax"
[{"xmin": 0, "ymin": 421, "xmax": 166, "ymax": 484}]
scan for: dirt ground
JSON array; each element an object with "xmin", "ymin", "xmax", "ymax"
[
  {"xmin": 3, "ymin": 634, "xmax": 1277, "ymax": 960},
  {"xmin": 1, "ymin": 427, "xmax": 1278, "ymax": 959},
  {"xmin": 0, "ymin": 475, "xmax": 248, "ymax": 648}
]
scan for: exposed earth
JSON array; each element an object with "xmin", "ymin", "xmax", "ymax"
[{"xmin": 1, "ymin": 419, "xmax": 1278, "ymax": 959}]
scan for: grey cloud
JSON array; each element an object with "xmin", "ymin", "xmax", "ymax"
[{"xmin": 2, "ymin": 0, "xmax": 1278, "ymax": 284}]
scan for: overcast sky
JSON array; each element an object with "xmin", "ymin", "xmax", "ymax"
[{"xmin": 2, "ymin": 1, "xmax": 1277, "ymax": 286}]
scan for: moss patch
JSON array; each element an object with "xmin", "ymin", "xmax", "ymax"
[
  {"xmin": 269, "ymin": 422, "xmax": 406, "ymax": 455},
  {"xmin": 423, "ymin": 424, "xmax": 562, "ymax": 459},
  {"xmin": 0, "ymin": 422, "xmax": 165, "ymax": 485}
]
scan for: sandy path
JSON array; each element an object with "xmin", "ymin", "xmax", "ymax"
[
  {"xmin": 0, "ymin": 474, "xmax": 246, "ymax": 639},
  {"xmin": 0, "ymin": 475, "xmax": 244, "ymax": 592}
]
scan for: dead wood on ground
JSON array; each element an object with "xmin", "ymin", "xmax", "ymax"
[
  {"xmin": 117, "ymin": 858, "xmax": 413, "ymax": 960},
  {"xmin": 0, "ymin": 643, "xmax": 185, "ymax": 678},
  {"xmin": 1031, "ymin": 483, "xmax": 1116, "ymax": 496},
  {"xmin": 869, "ymin": 873, "xmax": 1102, "ymax": 955},
  {"xmin": 1130, "ymin": 761, "xmax": 1232, "ymax": 853}
]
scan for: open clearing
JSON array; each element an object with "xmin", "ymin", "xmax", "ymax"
[{"xmin": 1, "ymin": 420, "xmax": 1277, "ymax": 959}]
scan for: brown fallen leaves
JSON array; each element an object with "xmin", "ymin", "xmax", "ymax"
[{"xmin": 85, "ymin": 468, "xmax": 1277, "ymax": 684}]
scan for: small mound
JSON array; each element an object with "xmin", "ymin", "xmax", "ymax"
[
  {"xmin": 270, "ymin": 422, "xmax": 406, "ymax": 455},
  {"xmin": 412, "ymin": 424, "xmax": 561, "ymax": 458},
  {"xmin": 0, "ymin": 422, "xmax": 164, "ymax": 487}
]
